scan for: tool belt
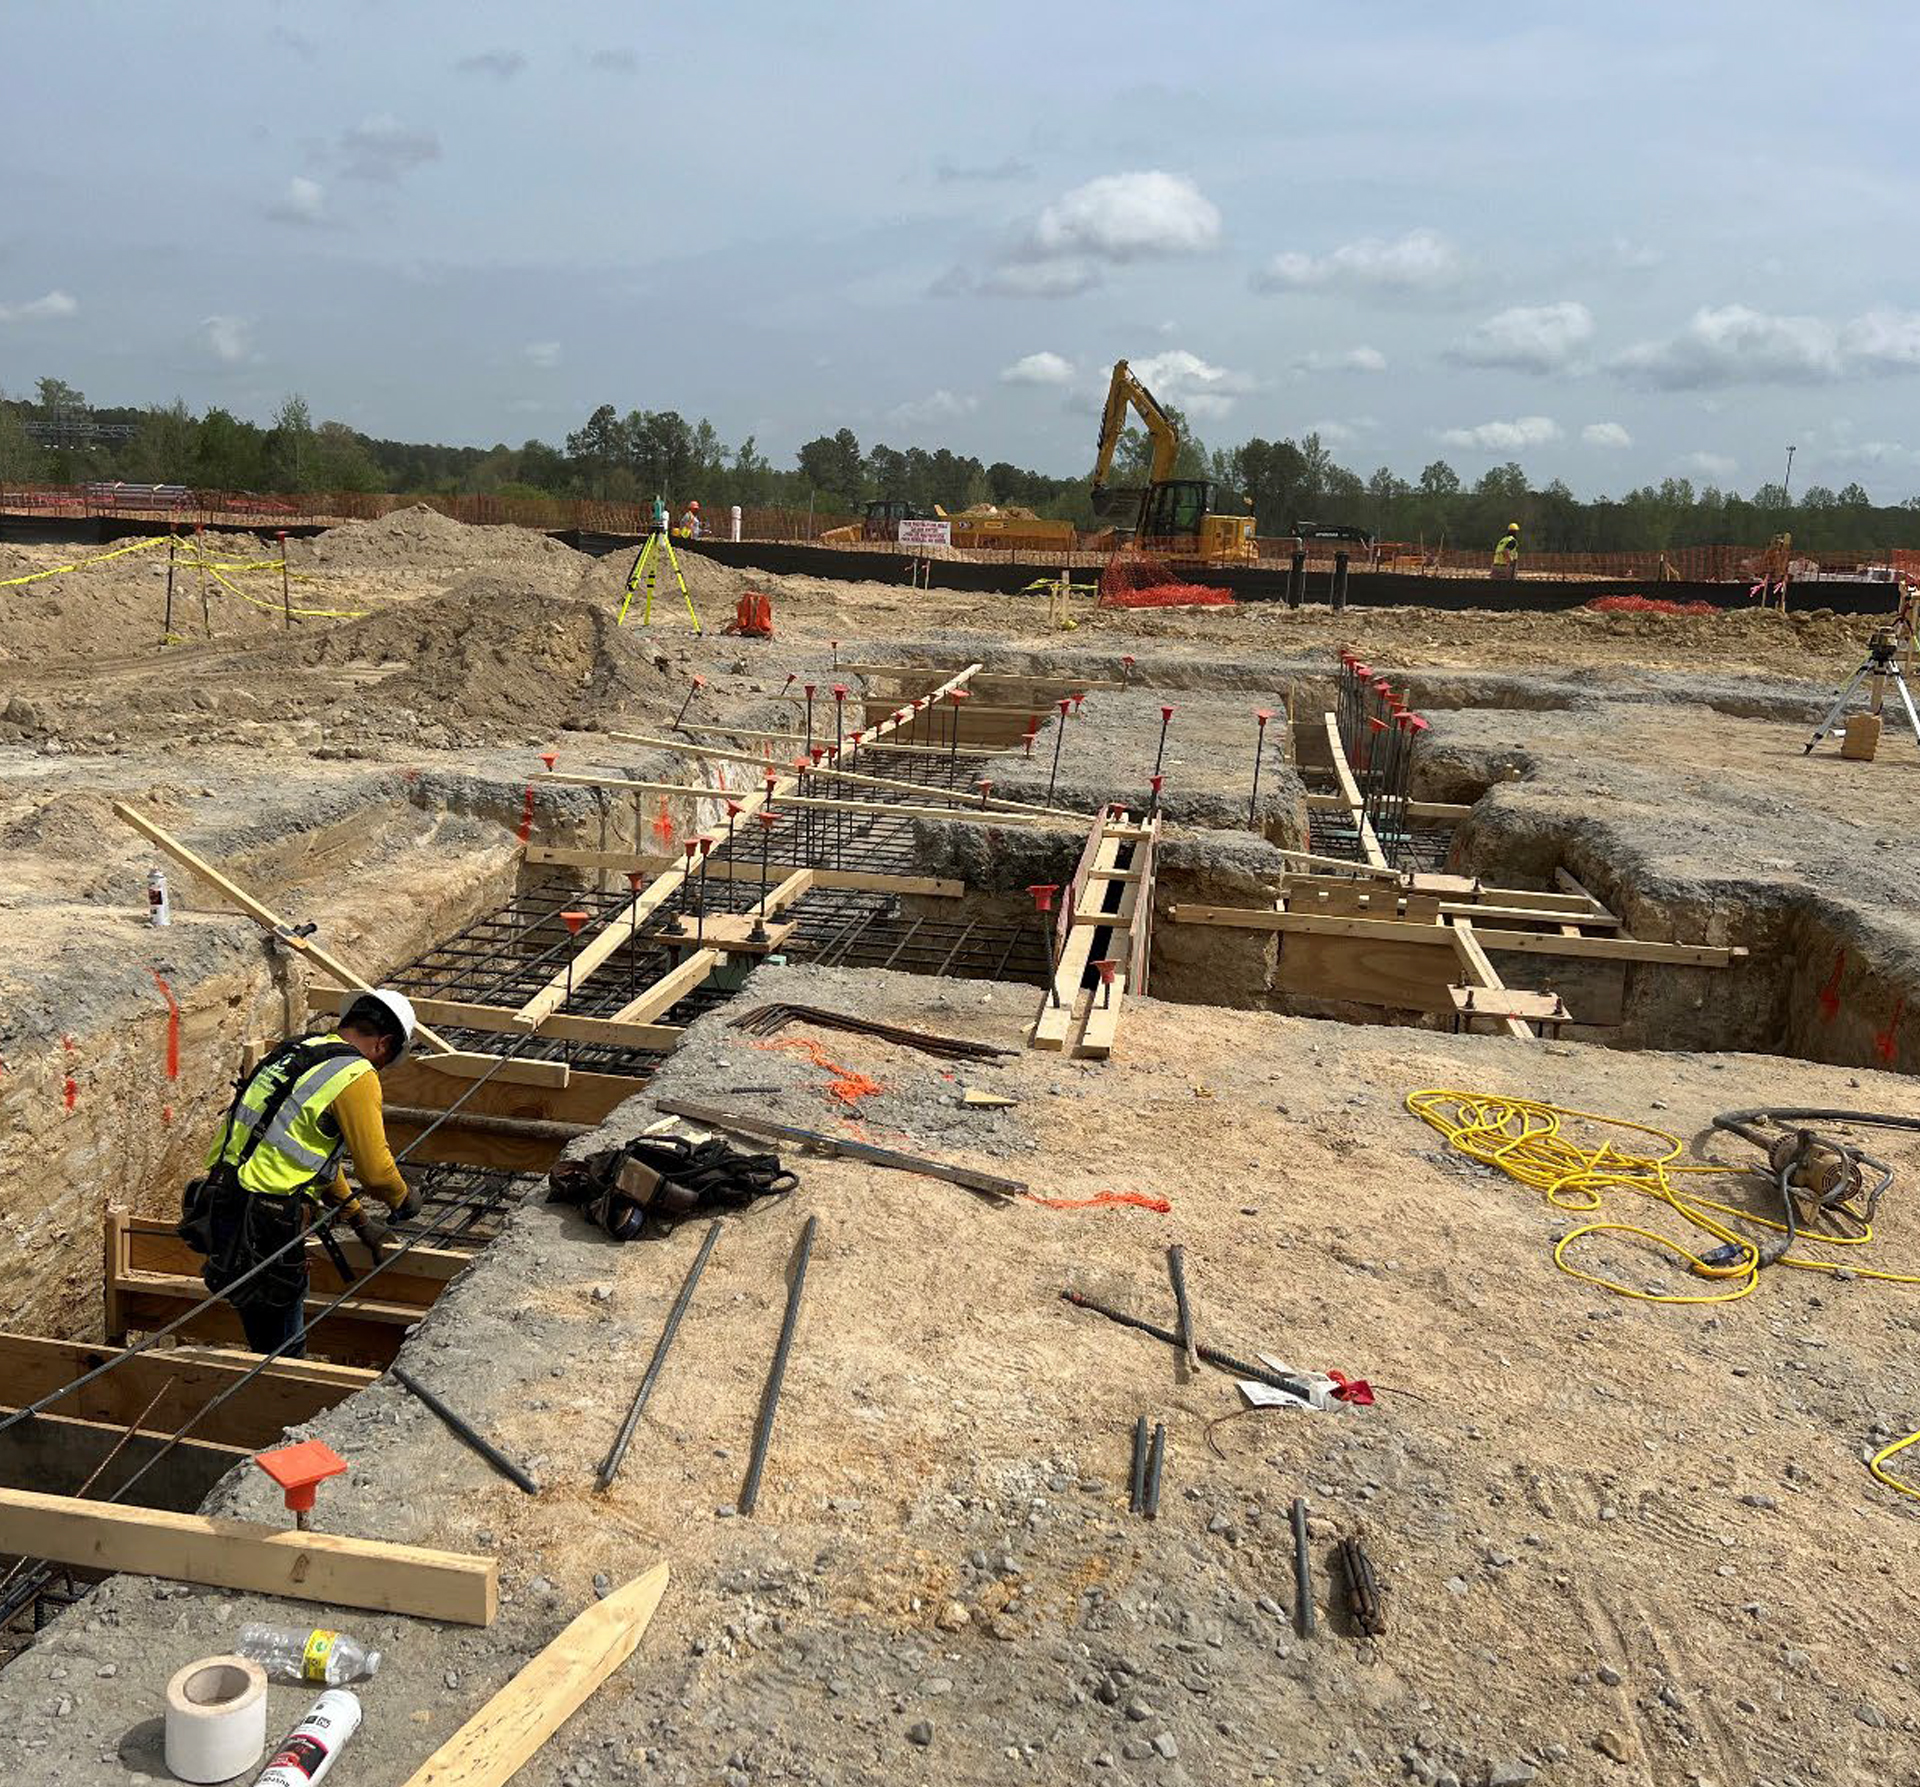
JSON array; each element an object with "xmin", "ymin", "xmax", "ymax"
[{"xmin": 547, "ymin": 1123, "xmax": 795, "ymax": 1241}]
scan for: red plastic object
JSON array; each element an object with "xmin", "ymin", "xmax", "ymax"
[
  {"xmin": 1092, "ymin": 958, "xmax": 1119, "ymax": 987},
  {"xmin": 725, "ymin": 800, "xmax": 742, "ymax": 818},
  {"xmin": 1026, "ymin": 883, "xmax": 1060, "ymax": 914},
  {"xmin": 832, "ymin": 684, "xmax": 848, "ymax": 702},
  {"xmin": 625, "ymin": 872, "xmax": 646, "ymax": 893},
  {"xmin": 540, "ymin": 751, "xmax": 557, "ymax": 771},
  {"xmin": 1071, "ymin": 692, "xmax": 1087, "ymax": 712},
  {"xmin": 1159, "ymin": 705, "xmax": 1174, "ymax": 722},
  {"xmin": 1150, "ymin": 773, "xmax": 1165, "ymax": 793},
  {"xmin": 255, "ymin": 1440, "xmax": 347, "ymax": 1522},
  {"xmin": 560, "ymin": 909, "xmax": 590, "ymax": 936},
  {"xmin": 1256, "ymin": 708, "xmax": 1273, "ymax": 725}
]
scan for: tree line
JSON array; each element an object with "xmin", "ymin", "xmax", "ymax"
[{"xmin": 3, "ymin": 377, "xmax": 1918, "ymax": 557}]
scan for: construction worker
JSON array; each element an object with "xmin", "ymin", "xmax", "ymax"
[
  {"xmin": 677, "ymin": 499, "xmax": 702, "ymax": 540},
  {"xmin": 1491, "ymin": 521, "xmax": 1521, "ymax": 579},
  {"xmin": 188, "ymin": 990, "xmax": 423, "ymax": 1357}
]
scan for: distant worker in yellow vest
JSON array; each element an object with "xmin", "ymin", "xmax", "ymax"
[
  {"xmin": 676, "ymin": 499, "xmax": 703, "ymax": 540},
  {"xmin": 1491, "ymin": 521, "xmax": 1521, "ymax": 579},
  {"xmin": 184, "ymin": 990, "xmax": 423, "ymax": 1357}
]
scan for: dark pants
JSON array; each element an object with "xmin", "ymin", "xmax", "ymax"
[{"xmin": 237, "ymin": 1282, "xmax": 308, "ymax": 1358}]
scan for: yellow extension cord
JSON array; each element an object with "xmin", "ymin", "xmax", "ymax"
[{"xmin": 1406, "ymin": 1088, "xmax": 1920, "ymax": 1500}]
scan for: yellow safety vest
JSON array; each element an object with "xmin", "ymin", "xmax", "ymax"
[
  {"xmin": 210, "ymin": 1035, "xmax": 372, "ymax": 1199},
  {"xmin": 1493, "ymin": 533, "xmax": 1519, "ymax": 565}
]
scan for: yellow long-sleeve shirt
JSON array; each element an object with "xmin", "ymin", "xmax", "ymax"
[{"xmin": 324, "ymin": 1067, "xmax": 410, "ymax": 1211}]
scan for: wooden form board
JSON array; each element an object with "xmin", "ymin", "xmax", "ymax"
[
  {"xmin": 397, "ymin": 1562, "xmax": 667, "ymax": 1786},
  {"xmin": 843, "ymin": 663, "xmax": 1125, "ymax": 692},
  {"xmin": 0, "ymin": 1331, "xmax": 374, "ymax": 1452},
  {"xmin": 308, "ymin": 983, "xmax": 681, "ymax": 1054},
  {"xmin": 105, "ymin": 1214, "xmax": 457, "ymax": 1365},
  {"xmin": 0, "ymin": 1486, "xmax": 497, "ymax": 1625},
  {"xmin": 1450, "ymin": 919, "xmax": 1536, "ymax": 1040},
  {"xmin": 515, "ymin": 665, "xmax": 981, "ymax": 1027},
  {"xmin": 1168, "ymin": 904, "xmax": 1745, "ymax": 967},
  {"xmin": 1304, "ymin": 793, "xmax": 1476, "ymax": 823},
  {"xmin": 1, "ymin": 1402, "xmax": 251, "ymax": 1475},
  {"xmin": 1032, "ymin": 811, "xmax": 1157, "ymax": 1059},
  {"xmin": 1281, "ymin": 876, "xmax": 1621, "ymax": 932},
  {"xmin": 526, "ymin": 846, "xmax": 963, "ymax": 899},
  {"xmin": 1320, "ymin": 713, "xmax": 1391, "ymax": 870},
  {"xmin": 381, "ymin": 1056, "xmax": 645, "ymax": 1131}
]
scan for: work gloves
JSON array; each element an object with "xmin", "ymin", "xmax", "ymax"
[
  {"xmin": 391, "ymin": 1183, "xmax": 425, "ymax": 1221},
  {"xmin": 347, "ymin": 1202, "xmax": 390, "ymax": 1254}
]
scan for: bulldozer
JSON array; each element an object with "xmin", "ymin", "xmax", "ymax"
[{"xmin": 1090, "ymin": 359, "xmax": 1256, "ymax": 565}]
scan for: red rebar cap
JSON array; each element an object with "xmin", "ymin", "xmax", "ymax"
[
  {"xmin": 540, "ymin": 751, "xmax": 557, "ymax": 770},
  {"xmin": 254, "ymin": 1440, "xmax": 347, "ymax": 1518},
  {"xmin": 1058, "ymin": 697, "xmax": 1072, "ymax": 715},
  {"xmin": 698, "ymin": 836, "xmax": 714, "ymax": 856},
  {"xmin": 977, "ymin": 778, "xmax": 993, "ymax": 796},
  {"xmin": 725, "ymin": 800, "xmax": 742, "ymax": 817},
  {"xmin": 952, "ymin": 689, "xmax": 971, "ymax": 704},
  {"xmin": 832, "ymin": 684, "xmax": 848, "ymax": 700},
  {"xmin": 1026, "ymin": 883, "xmax": 1060, "ymax": 913},
  {"xmin": 625, "ymin": 871, "xmax": 646, "ymax": 891},
  {"xmin": 1354, "ymin": 662, "xmax": 1371, "ymax": 678},
  {"xmin": 1150, "ymin": 773, "xmax": 1165, "ymax": 793},
  {"xmin": 1160, "ymin": 705, "xmax": 1174, "ymax": 722},
  {"xmin": 1368, "ymin": 716, "xmax": 1387, "ymax": 732},
  {"xmin": 1407, "ymin": 715, "xmax": 1432, "ymax": 734},
  {"xmin": 1092, "ymin": 957, "xmax": 1119, "ymax": 985},
  {"xmin": 757, "ymin": 810, "xmax": 777, "ymax": 830},
  {"xmin": 683, "ymin": 840, "xmax": 699, "ymax": 860},
  {"xmin": 1071, "ymin": 692, "xmax": 1087, "ymax": 711},
  {"xmin": 1256, "ymin": 708, "xmax": 1273, "ymax": 724},
  {"xmin": 560, "ymin": 908, "xmax": 591, "ymax": 935}
]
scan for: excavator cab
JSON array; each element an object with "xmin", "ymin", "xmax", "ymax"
[{"xmin": 1138, "ymin": 479, "xmax": 1256, "ymax": 563}]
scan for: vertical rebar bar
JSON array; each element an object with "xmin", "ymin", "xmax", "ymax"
[
  {"xmin": 162, "ymin": 531, "xmax": 177, "ymax": 642},
  {"xmin": 1128, "ymin": 1415, "xmax": 1148, "ymax": 1514},
  {"xmin": 278, "ymin": 530, "xmax": 291, "ymax": 629},
  {"xmin": 1143, "ymin": 1423, "xmax": 1166, "ymax": 1518},
  {"xmin": 739, "ymin": 1213, "xmax": 818, "ymax": 1516},
  {"xmin": 1248, "ymin": 710, "xmax": 1270, "ymax": 829},
  {"xmin": 1292, "ymin": 1496, "xmax": 1314, "ymax": 1636}
]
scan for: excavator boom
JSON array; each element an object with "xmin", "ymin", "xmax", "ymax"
[{"xmin": 1090, "ymin": 359, "xmax": 1180, "ymax": 502}]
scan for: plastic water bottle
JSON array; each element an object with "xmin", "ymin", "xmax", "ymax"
[
  {"xmin": 252, "ymin": 1689, "xmax": 362, "ymax": 1785},
  {"xmin": 237, "ymin": 1624, "xmax": 381, "ymax": 1686}
]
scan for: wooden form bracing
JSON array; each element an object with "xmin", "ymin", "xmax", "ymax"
[
  {"xmin": 1171, "ymin": 869, "xmax": 1744, "ymax": 1035},
  {"xmin": 514, "ymin": 664, "xmax": 982, "ymax": 1029},
  {"xmin": 0, "ymin": 1486, "xmax": 497, "ymax": 1624},
  {"xmin": 1032, "ymin": 807, "xmax": 1160, "ymax": 1059},
  {"xmin": 0, "ymin": 1332, "xmax": 374, "ymax": 1452},
  {"xmin": 103, "ymin": 1213, "xmax": 466, "ymax": 1366}
]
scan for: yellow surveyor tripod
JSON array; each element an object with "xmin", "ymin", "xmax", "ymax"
[{"xmin": 616, "ymin": 524, "xmax": 702, "ymax": 633}]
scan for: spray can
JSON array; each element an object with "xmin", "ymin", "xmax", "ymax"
[
  {"xmin": 251, "ymin": 1689, "xmax": 362, "ymax": 1785},
  {"xmin": 147, "ymin": 868, "xmax": 171, "ymax": 927}
]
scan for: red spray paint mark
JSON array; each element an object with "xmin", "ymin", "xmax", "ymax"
[
  {"xmin": 150, "ymin": 971, "xmax": 181, "ymax": 1123},
  {"xmin": 1818, "ymin": 948, "xmax": 1846, "ymax": 1023},
  {"xmin": 62, "ymin": 1034, "xmax": 77, "ymax": 1111},
  {"xmin": 1875, "ymin": 996, "xmax": 1905, "ymax": 1065},
  {"xmin": 651, "ymin": 796, "xmax": 676, "ymax": 850},
  {"xmin": 516, "ymin": 783, "xmax": 537, "ymax": 842}
]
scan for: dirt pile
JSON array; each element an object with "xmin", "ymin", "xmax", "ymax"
[
  {"xmin": 573, "ymin": 541, "xmax": 753, "ymax": 614},
  {"xmin": 295, "ymin": 504, "xmax": 584, "ymax": 575},
  {"xmin": 306, "ymin": 574, "xmax": 681, "ymax": 745}
]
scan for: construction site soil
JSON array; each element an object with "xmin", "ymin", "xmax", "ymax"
[{"xmin": 0, "ymin": 515, "xmax": 1915, "ymax": 1787}]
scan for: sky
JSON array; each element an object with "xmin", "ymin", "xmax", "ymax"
[{"xmin": 4, "ymin": 0, "xmax": 1919, "ymax": 499}]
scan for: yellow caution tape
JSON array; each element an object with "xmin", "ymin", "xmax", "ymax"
[{"xmin": 0, "ymin": 533, "xmax": 172, "ymax": 587}]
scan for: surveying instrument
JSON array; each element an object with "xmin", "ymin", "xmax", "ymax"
[
  {"xmin": 616, "ymin": 501, "xmax": 702, "ymax": 633},
  {"xmin": 1804, "ymin": 587, "xmax": 1919, "ymax": 757}
]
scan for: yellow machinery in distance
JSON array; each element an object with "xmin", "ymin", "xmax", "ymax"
[{"xmin": 1090, "ymin": 359, "xmax": 1255, "ymax": 564}]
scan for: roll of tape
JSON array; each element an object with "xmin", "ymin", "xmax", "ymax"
[{"xmin": 163, "ymin": 1654, "xmax": 267, "ymax": 1784}]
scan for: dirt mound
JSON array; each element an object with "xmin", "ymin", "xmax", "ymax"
[
  {"xmin": 306, "ymin": 573, "xmax": 679, "ymax": 744},
  {"xmin": 296, "ymin": 504, "xmax": 584, "ymax": 575},
  {"xmin": 0, "ymin": 790, "xmax": 125, "ymax": 860},
  {"xmin": 573, "ymin": 541, "xmax": 751, "ymax": 616}
]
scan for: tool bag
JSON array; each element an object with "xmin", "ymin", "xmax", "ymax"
[
  {"xmin": 180, "ymin": 1037, "xmax": 355, "ymax": 1310},
  {"xmin": 547, "ymin": 1123, "xmax": 796, "ymax": 1241}
]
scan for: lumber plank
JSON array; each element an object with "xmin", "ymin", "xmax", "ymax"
[
  {"xmin": 0, "ymin": 1486, "xmax": 497, "ymax": 1625},
  {"xmin": 1450, "ymin": 919, "xmax": 1534, "ymax": 1040},
  {"xmin": 1303, "ymin": 793, "xmax": 1476, "ymax": 822},
  {"xmin": 397, "ymin": 1564, "xmax": 669, "ymax": 1787},
  {"xmin": 120, "ymin": 1216, "xmax": 465, "ymax": 1298},
  {"xmin": 1033, "ymin": 831, "xmax": 1126, "ymax": 1049},
  {"xmin": 1074, "ymin": 971, "xmax": 1129, "ymax": 1059},
  {"xmin": 525, "ymin": 847, "xmax": 963, "ymax": 899},
  {"xmin": 1166, "ymin": 905, "xmax": 1744, "ymax": 966},
  {"xmin": 0, "ymin": 1404, "xmax": 251, "ymax": 1474},
  {"xmin": 610, "ymin": 948, "xmax": 722, "ymax": 1025},
  {"xmin": 381, "ymin": 1058, "xmax": 645, "ymax": 1130},
  {"xmin": 1321, "ymin": 714, "xmax": 1391, "ymax": 870},
  {"xmin": 308, "ymin": 984, "xmax": 681, "ymax": 1053},
  {"xmin": 1553, "ymin": 866, "xmax": 1618, "ymax": 921}
]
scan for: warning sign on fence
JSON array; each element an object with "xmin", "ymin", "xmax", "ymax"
[{"xmin": 897, "ymin": 518, "xmax": 951, "ymax": 548}]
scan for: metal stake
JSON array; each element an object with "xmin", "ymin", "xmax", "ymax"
[
  {"xmin": 1128, "ymin": 1415, "xmax": 1149, "ymax": 1514},
  {"xmin": 162, "ymin": 530, "xmax": 177, "ymax": 642},
  {"xmin": 1248, "ymin": 709, "xmax": 1271, "ymax": 828},
  {"xmin": 1143, "ymin": 1423, "xmax": 1166, "ymax": 1519},
  {"xmin": 277, "ymin": 530, "xmax": 291, "ymax": 629},
  {"xmin": 1168, "ymin": 1244, "xmax": 1197, "ymax": 1378},
  {"xmin": 739, "ymin": 1213, "xmax": 818, "ymax": 1516},
  {"xmin": 1045, "ymin": 698, "xmax": 1070, "ymax": 805},
  {"xmin": 1292, "ymin": 1497, "xmax": 1315, "ymax": 1637}
]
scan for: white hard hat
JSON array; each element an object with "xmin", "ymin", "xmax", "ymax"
[{"xmin": 345, "ymin": 987, "xmax": 416, "ymax": 1059}]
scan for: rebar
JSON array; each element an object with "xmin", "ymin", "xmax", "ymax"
[
  {"xmin": 1128, "ymin": 1415, "xmax": 1148, "ymax": 1514},
  {"xmin": 725, "ymin": 1001, "xmax": 1016, "ymax": 1060},
  {"xmin": 1167, "ymin": 1244, "xmax": 1197, "ymax": 1377},
  {"xmin": 1292, "ymin": 1497, "xmax": 1315, "ymax": 1637},
  {"xmin": 1335, "ymin": 1534, "xmax": 1384, "ymax": 1636},
  {"xmin": 739, "ymin": 1214, "xmax": 817, "ymax": 1516},
  {"xmin": 1058, "ymin": 1290, "xmax": 1313, "ymax": 1397},
  {"xmin": 597, "ymin": 1218, "xmax": 723, "ymax": 1491},
  {"xmin": 1142, "ymin": 1423, "xmax": 1166, "ymax": 1519},
  {"xmin": 390, "ymin": 1366, "xmax": 539, "ymax": 1495}
]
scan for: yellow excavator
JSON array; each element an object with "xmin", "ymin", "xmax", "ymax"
[{"xmin": 1089, "ymin": 359, "xmax": 1256, "ymax": 564}]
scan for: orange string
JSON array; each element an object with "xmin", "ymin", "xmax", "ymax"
[
  {"xmin": 1022, "ymin": 1191, "xmax": 1171, "ymax": 1213},
  {"xmin": 753, "ymin": 1036, "xmax": 887, "ymax": 1108}
]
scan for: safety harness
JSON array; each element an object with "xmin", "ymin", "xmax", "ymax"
[
  {"xmin": 548, "ymin": 1124, "xmax": 796, "ymax": 1241},
  {"xmin": 181, "ymin": 1037, "xmax": 360, "ymax": 1310}
]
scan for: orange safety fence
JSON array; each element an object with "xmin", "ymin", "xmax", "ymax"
[{"xmin": 1097, "ymin": 549, "xmax": 1235, "ymax": 609}]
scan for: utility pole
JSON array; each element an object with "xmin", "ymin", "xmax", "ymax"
[{"xmin": 1783, "ymin": 444, "xmax": 1797, "ymax": 505}]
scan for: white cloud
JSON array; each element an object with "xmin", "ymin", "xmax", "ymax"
[
  {"xmin": 1581, "ymin": 422, "xmax": 1632, "ymax": 448},
  {"xmin": 977, "ymin": 260, "xmax": 1102, "ymax": 299},
  {"xmin": 0, "ymin": 290, "xmax": 77, "ymax": 324},
  {"xmin": 1613, "ymin": 305, "xmax": 1841, "ymax": 389},
  {"xmin": 523, "ymin": 341, "xmax": 561, "ymax": 368},
  {"xmin": 890, "ymin": 389, "xmax": 979, "ymax": 425},
  {"xmin": 202, "ymin": 315, "xmax": 255, "ymax": 365},
  {"xmin": 1131, "ymin": 349, "xmax": 1254, "ymax": 420},
  {"xmin": 1449, "ymin": 301, "xmax": 1594, "ymax": 373},
  {"xmin": 1840, "ymin": 309, "xmax": 1920, "ymax": 370},
  {"xmin": 999, "ymin": 351, "xmax": 1075, "ymax": 386},
  {"xmin": 1016, "ymin": 170, "xmax": 1221, "ymax": 264},
  {"xmin": 454, "ymin": 50, "xmax": 526, "ymax": 79},
  {"xmin": 265, "ymin": 176, "xmax": 329, "ymax": 226},
  {"xmin": 1680, "ymin": 451, "xmax": 1738, "ymax": 480},
  {"xmin": 1437, "ymin": 415, "xmax": 1562, "ymax": 452},
  {"xmin": 1254, "ymin": 228, "xmax": 1464, "ymax": 294},
  {"xmin": 335, "ymin": 116, "xmax": 441, "ymax": 184},
  {"xmin": 1293, "ymin": 345, "xmax": 1388, "ymax": 374}
]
